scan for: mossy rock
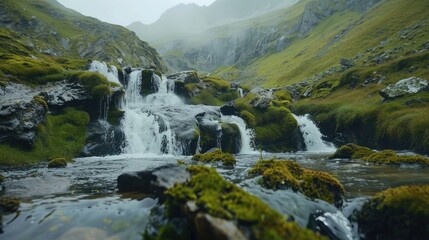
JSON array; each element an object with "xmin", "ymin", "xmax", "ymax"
[
  {"xmin": 48, "ymin": 158, "xmax": 68, "ymax": 168},
  {"xmin": 362, "ymin": 150, "xmax": 429, "ymax": 167},
  {"xmin": 33, "ymin": 95, "xmax": 49, "ymax": 111},
  {"xmin": 140, "ymin": 69, "xmax": 155, "ymax": 95},
  {"xmin": 357, "ymin": 185, "xmax": 429, "ymax": 240},
  {"xmin": 192, "ymin": 149, "xmax": 236, "ymax": 167},
  {"xmin": 249, "ymin": 159, "xmax": 345, "ymax": 206},
  {"xmin": 91, "ymin": 84, "xmax": 112, "ymax": 98},
  {"xmin": 164, "ymin": 165, "xmax": 325, "ymax": 240},
  {"xmin": 330, "ymin": 143, "xmax": 374, "ymax": 159},
  {"xmin": 240, "ymin": 110, "xmax": 256, "ymax": 128},
  {"xmin": 221, "ymin": 123, "xmax": 241, "ymax": 154},
  {"xmin": 274, "ymin": 90, "xmax": 292, "ymax": 102},
  {"xmin": 0, "ymin": 197, "xmax": 20, "ymax": 213},
  {"xmin": 0, "ymin": 174, "xmax": 5, "ymax": 183},
  {"xmin": 300, "ymin": 170, "xmax": 345, "ymax": 205}
]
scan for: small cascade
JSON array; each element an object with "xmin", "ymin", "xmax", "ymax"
[
  {"xmin": 89, "ymin": 60, "xmax": 121, "ymax": 85},
  {"xmin": 293, "ymin": 114, "xmax": 336, "ymax": 152},
  {"xmin": 221, "ymin": 115, "xmax": 256, "ymax": 154},
  {"xmin": 238, "ymin": 88, "xmax": 244, "ymax": 98}
]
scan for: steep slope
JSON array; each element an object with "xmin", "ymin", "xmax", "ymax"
[
  {"xmin": 0, "ymin": 0, "xmax": 167, "ymax": 71},
  {"xmin": 127, "ymin": 0, "xmax": 297, "ymax": 46}
]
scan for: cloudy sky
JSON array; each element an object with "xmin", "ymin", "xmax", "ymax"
[{"xmin": 57, "ymin": 0, "xmax": 216, "ymax": 26}]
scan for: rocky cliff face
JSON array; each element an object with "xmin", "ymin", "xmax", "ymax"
[
  {"xmin": 0, "ymin": 0, "xmax": 167, "ymax": 72},
  {"xmin": 160, "ymin": 0, "xmax": 381, "ymax": 73}
]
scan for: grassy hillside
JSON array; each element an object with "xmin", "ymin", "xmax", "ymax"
[
  {"xmin": 215, "ymin": 0, "xmax": 429, "ymax": 87},
  {"xmin": 0, "ymin": 0, "xmax": 167, "ymax": 71}
]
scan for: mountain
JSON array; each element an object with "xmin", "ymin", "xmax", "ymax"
[
  {"xmin": 0, "ymin": 0, "xmax": 167, "ymax": 71},
  {"xmin": 127, "ymin": 0, "xmax": 298, "ymax": 46}
]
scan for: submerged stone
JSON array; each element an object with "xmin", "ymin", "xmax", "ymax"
[{"xmin": 117, "ymin": 164, "xmax": 190, "ymax": 195}]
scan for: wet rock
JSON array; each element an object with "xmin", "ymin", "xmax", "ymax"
[
  {"xmin": 81, "ymin": 121, "xmax": 125, "ymax": 157},
  {"xmin": 221, "ymin": 123, "xmax": 241, "ymax": 154},
  {"xmin": 250, "ymin": 89, "xmax": 274, "ymax": 109},
  {"xmin": 0, "ymin": 99, "xmax": 47, "ymax": 148},
  {"xmin": 220, "ymin": 101, "xmax": 239, "ymax": 116},
  {"xmin": 167, "ymin": 71, "xmax": 200, "ymax": 84},
  {"xmin": 307, "ymin": 211, "xmax": 353, "ymax": 240},
  {"xmin": 39, "ymin": 80, "xmax": 88, "ymax": 108},
  {"xmin": 117, "ymin": 164, "xmax": 190, "ymax": 196},
  {"xmin": 379, "ymin": 77, "xmax": 428, "ymax": 99},
  {"xmin": 194, "ymin": 213, "xmax": 247, "ymax": 240},
  {"xmin": 196, "ymin": 114, "xmax": 222, "ymax": 153}
]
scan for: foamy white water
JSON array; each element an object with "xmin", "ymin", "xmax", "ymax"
[{"xmin": 293, "ymin": 114, "xmax": 336, "ymax": 152}]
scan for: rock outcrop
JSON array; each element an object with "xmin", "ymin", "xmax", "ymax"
[{"xmin": 379, "ymin": 77, "xmax": 428, "ymax": 99}]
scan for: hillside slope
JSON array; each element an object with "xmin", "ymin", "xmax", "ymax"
[{"xmin": 0, "ymin": 0, "xmax": 167, "ymax": 71}]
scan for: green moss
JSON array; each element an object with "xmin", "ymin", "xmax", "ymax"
[
  {"xmin": 362, "ymin": 150, "xmax": 429, "ymax": 167},
  {"xmin": 192, "ymin": 149, "xmax": 236, "ymax": 167},
  {"xmin": 254, "ymin": 107, "xmax": 299, "ymax": 151},
  {"xmin": 0, "ymin": 197, "xmax": 20, "ymax": 213},
  {"xmin": 249, "ymin": 159, "xmax": 345, "ymax": 206},
  {"xmin": 201, "ymin": 76, "xmax": 231, "ymax": 92},
  {"xmin": 165, "ymin": 165, "xmax": 325, "ymax": 240},
  {"xmin": 48, "ymin": 158, "xmax": 68, "ymax": 168},
  {"xmin": 274, "ymin": 90, "xmax": 292, "ymax": 101},
  {"xmin": 91, "ymin": 84, "xmax": 112, "ymax": 98},
  {"xmin": 357, "ymin": 185, "xmax": 429, "ymax": 240},
  {"xmin": 300, "ymin": 170, "xmax": 345, "ymax": 205},
  {"xmin": 107, "ymin": 109, "xmax": 125, "ymax": 126},
  {"xmin": 33, "ymin": 95, "xmax": 49, "ymax": 111},
  {"xmin": 218, "ymin": 90, "xmax": 239, "ymax": 102},
  {"xmin": 240, "ymin": 110, "xmax": 256, "ymax": 128},
  {"xmin": 330, "ymin": 143, "xmax": 374, "ymax": 159},
  {"xmin": 190, "ymin": 89, "xmax": 225, "ymax": 106},
  {"xmin": 0, "ymin": 107, "xmax": 89, "ymax": 166}
]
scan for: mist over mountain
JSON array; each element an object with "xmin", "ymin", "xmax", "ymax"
[{"xmin": 127, "ymin": 0, "xmax": 298, "ymax": 45}]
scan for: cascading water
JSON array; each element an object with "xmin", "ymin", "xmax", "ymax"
[
  {"xmin": 238, "ymin": 88, "xmax": 244, "ymax": 98},
  {"xmin": 293, "ymin": 114, "xmax": 336, "ymax": 152},
  {"xmin": 221, "ymin": 115, "xmax": 256, "ymax": 154},
  {"xmin": 89, "ymin": 60, "xmax": 121, "ymax": 85},
  {"xmin": 90, "ymin": 61, "xmax": 255, "ymax": 156},
  {"xmin": 121, "ymin": 71, "xmax": 182, "ymax": 155}
]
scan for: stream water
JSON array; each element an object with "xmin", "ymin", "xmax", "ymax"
[{"xmin": 1, "ymin": 62, "xmax": 429, "ymax": 239}]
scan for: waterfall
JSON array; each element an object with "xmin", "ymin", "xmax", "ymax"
[
  {"xmin": 89, "ymin": 60, "xmax": 121, "ymax": 85},
  {"xmin": 89, "ymin": 60, "xmax": 256, "ymax": 156},
  {"xmin": 293, "ymin": 114, "xmax": 336, "ymax": 152},
  {"xmin": 221, "ymin": 115, "xmax": 256, "ymax": 154},
  {"xmin": 238, "ymin": 88, "xmax": 243, "ymax": 98},
  {"xmin": 121, "ymin": 71, "xmax": 182, "ymax": 155}
]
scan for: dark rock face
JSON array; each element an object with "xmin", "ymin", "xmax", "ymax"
[
  {"xmin": 39, "ymin": 80, "xmax": 88, "ymax": 109},
  {"xmin": 81, "ymin": 121, "xmax": 125, "ymax": 157},
  {"xmin": 220, "ymin": 101, "xmax": 239, "ymax": 116},
  {"xmin": 117, "ymin": 164, "xmax": 190, "ymax": 195},
  {"xmin": 196, "ymin": 113, "xmax": 222, "ymax": 153},
  {"xmin": 0, "ymin": 100, "xmax": 46, "ymax": 148},
  {"xmin": 221, "ymin": 123, "xmax": 241, "ymax": 154}
]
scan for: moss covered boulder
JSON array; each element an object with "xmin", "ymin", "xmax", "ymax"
[
  {"xmin": 330, "ymin": 143, "xmax": 374, "ymax": 159},
  {"xmin": 158, "ymin": 165, "xmax": 325, "ymax": 240},
  {"xmin": 331, "ymin": 144, "xmax": 429, "ymax": 167},
  {"xmin": 48, "ymin": 158, "xmax": 68, "ymax": 168},
  {"xmin": 0, "ymin": 197, "xmax": 20, "ymax": 213},
  {"xmin": 192, "ymin": 149, "xmax": 236, "ymax": 167},
  {"xmin": 221, "ymin": 123, "xmax": 242, "ymax": 154},
  {"xmin": 233, "ymin": 91, "xmax": 301, "ymax": 152},
  {"xmin": 357, "ymin": 185, "xmax": 429, "ymax": 240},
  {"xmin": 362, "ymin": 150, "xmax": 429, "ymax": 167},
  {"xmin": 249, "ymin": 159, "xmax": 345, "ymax": 206}
]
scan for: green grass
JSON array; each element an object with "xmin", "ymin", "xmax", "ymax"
[{"xmin": 0, "ymin": 107, "xmax": 89, "ymax": 166}]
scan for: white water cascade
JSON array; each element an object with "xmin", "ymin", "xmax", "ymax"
[
  {"xmin": 221, "ymin": 115, "xmax": 256, "ymax": 154},
  {"xmin": 293, "ymin": 114, "xmax": 336, "ymax": 153},
  {"xmin": 89, "ymin": 61, "xmax": 255, "ymax": 156},
  {"xmin": 89, "ymin": 60, "xmax": 121, "ymax": 85},
  {"xmin": 121, "ymin": 71, "xmax": 183, "ymax": 155}
]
